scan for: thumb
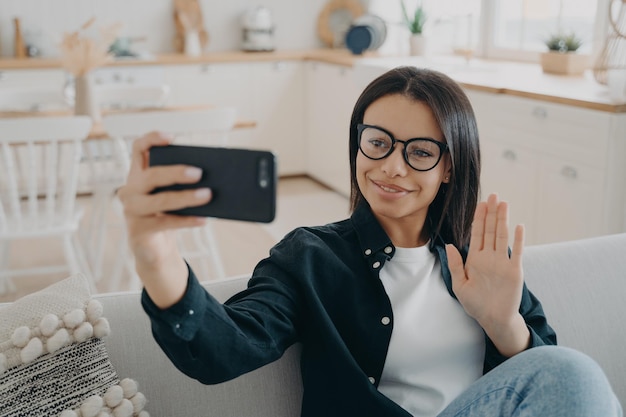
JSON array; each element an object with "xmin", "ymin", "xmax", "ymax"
[{"xmin": 445, "ymin": 244, "xmax": 466, "ymax": 288}]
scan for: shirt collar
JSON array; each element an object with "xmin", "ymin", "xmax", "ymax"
[{"xmin": 350, "ymin": 201, "xmax": 394, "ymax": 258}]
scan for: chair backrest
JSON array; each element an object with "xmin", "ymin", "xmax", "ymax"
[
  {"xmin": 102, "ymin": 107, "xmax": 237, "ymax": 140},
  {"xmin": 81, "ymin": 107, "xmax": 237, "ymax": 192},
  {"xmin": 0, "ymin": 88, "xmax": 69, "ymax": 112},
  {"xmin": 0, "ymin": 116, "xmax": 93, "ymax": 235},
  {"xmin": 101, "ymin": 106, "xmax": 238, "ymax": 168},
  {"xmin": 94, "ymin": 85, "xmax": 170, "ymax": 110}
]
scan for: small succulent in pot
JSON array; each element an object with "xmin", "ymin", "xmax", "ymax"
[
  {"xmin": 544, "ymin": 31, "xmax": 583, "ymax": 53},
  {"xmin": 400, "ymin": 0, "xmax": 427, "ymax": 35}
]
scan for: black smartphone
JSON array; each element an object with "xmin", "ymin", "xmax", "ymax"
[{"xmin": 149, "ymin": 145, "xmax": 277, "ymax": 223}]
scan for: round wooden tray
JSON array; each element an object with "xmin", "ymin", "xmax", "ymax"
[{"xmin": 317, "ymin": 0, "xmax": 365, "ymax": 48}]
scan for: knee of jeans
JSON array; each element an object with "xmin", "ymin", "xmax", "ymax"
[{"xmin": 526, "ymin": 346, "xmax": 611, "ymax": 391}]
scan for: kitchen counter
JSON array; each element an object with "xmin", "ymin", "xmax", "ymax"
[
  {"xmin": 1, "ymin": 49, "xmax": 623, "ymax": 113},
  {"xmin": 353, "ymin": 56, "xmax": 626, "ymax": 113},
  {"xmin": 0, "ymin": 48, "xmax": 363, "ymax": 69}
]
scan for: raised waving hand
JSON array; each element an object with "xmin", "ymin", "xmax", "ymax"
[{"xmin": 446, "ymin": 193, "xmax": 530, "ymax": 357}]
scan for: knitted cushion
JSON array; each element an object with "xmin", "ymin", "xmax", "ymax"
[{"xmin": 0, "ymin": 274, "xmax": 150, "ymax": 417}]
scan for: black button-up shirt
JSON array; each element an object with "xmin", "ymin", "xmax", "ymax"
[{"xmin": 142, "ymin": 202, "xmax": 556, "ymax": 416}]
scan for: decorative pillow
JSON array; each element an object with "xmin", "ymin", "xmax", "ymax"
[{"xmin": 0, "ymin": 274, "xmax": 150, "ymax": 417}]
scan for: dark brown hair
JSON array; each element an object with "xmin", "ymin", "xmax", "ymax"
[{"xmin": 348, "ymin": 66, "xmax": 480, "ymax": 248}]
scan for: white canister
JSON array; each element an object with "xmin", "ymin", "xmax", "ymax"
[
  {"xmin": 607, "ymin": 69, "xmax": 626, "ymax": 103},
  {"xmin": 184, "ymin": 31, "xmax": 202, "ymax": 57}
]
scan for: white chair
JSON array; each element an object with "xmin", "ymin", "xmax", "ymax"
[
  {"xmin": 94, "ymin": 84, "xmax": 170, "ymax": 110},
  {"xmin": 0, "ymin": 116, "xmax": 94, "ymax": 294},
  {"xmin": 91, "ymin": 107, "xmax": 237, "ymax": 290}
]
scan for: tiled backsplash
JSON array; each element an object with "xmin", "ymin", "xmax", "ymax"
[{"xmin": 0, "ymin": 0, "xmax": 333, "ymax": 57}]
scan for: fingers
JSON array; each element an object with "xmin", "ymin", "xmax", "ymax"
[
  {"xmin": 510, "ymin": 224, "xmax": 525, "ymax": 266},
  {"xmin": 136, "ymin": 164, "xmax": 204, "ymax": 194},
  {"xmin": 471, "ymin": 194, "xmax": 512, "ymax": 255},
  {"xmin": 124, "ymin": 188, "xmax": 212, "ymax": 217},
  {"xmin": 483, "ymin": 193, "xmax": 498, "ymax": 251},
  {"xmin": 120, "ymin": 133, "xmax": 212, "ymax": 219},
  {"xmin": 130, "ymin": 214, "xmax": 207, "ymax": 235},
  {"xmin": 495, "ymin": 201, "xmax": 509, "ymax": 254},
  {"xmin": 469, "ymin": 202, "xmax": 487, "ymax": 251},
  {"xmin": 129, "ymin": 131, "xmax": 172, "ymax": 175}
]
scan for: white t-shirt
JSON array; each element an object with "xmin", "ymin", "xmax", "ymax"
[{"xmin": 378, "ymin": 245, "xmax": 485, "ymax": 417}]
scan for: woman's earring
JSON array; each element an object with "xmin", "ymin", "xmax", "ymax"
[{"xmin": 444, "ymin": 176, "xmax": 449, "ymax": 182}]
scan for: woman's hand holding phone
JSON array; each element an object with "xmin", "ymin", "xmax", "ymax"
[{"xmin": 116, "ymin": 132, "xmax": 211, "ymax": 308}]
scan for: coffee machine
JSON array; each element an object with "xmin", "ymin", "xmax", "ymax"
[{"xmin": 241, "ymin": 6, "xmax": 275, "ymax": 52}]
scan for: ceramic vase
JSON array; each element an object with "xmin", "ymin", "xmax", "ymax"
[
  {"xmin": 74, "ymin": 72, "xmax": 101, "ymax": 123},
  {"xmin": 184, "ymin": 31, "xmax": 202, "ymax": 56},
  {"xmin": 409, "ymin": 34, "xmax": 427, "ymax": 56}
]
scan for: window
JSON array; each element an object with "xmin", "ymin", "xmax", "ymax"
[
  {"xmin": 375, "ymin": 0, "xmax": 607, "ymax": 62},
  {"xmin": 483, "ymin": 0, "xmax": 600, "ymax": 61}
]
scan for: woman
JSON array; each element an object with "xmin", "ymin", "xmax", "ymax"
[{"xmin": 118, "ymin": 67, "xmax": 622, "ymax": 416}]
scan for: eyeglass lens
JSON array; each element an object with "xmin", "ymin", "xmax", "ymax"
[{"xmin": 359, "ymin": 125, "xmax": 444, "ymax": 171}]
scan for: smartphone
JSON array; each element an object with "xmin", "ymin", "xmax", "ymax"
[{"xmin": 149, "ymin": 145, "xmax": 277, "ymax": 223}]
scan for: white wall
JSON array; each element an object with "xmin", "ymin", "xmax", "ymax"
[{"xmin": 0, "ymin": 0, "xmax": 342, "ymax": 57}]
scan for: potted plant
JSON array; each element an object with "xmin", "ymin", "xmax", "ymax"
[
  {"xmin": 540, "ymin": 32, "xmax": 588, "ymax": 75},
  {"xmin": 400, "ymin": 0, "xmax": 428, "ymax": 56}
]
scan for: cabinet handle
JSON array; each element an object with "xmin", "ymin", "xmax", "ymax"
[
  {"xmin": 274, "ymin": 61, "xmax": 286, "ymax": 71},
  {"xmin": 532, "ymin": 107, "xmax": 548, "ymax": 119},
  {"xmin": 0, "ymin": 71, "xmax": 4, "ymax": 81},
  {"xmin": 560, "ymin": 166, "xmax": 578, "ymax": 179},
  {"xmin": 502, "ymin": 149, "xmax": 517, "ymax": 161},
  {"xmin": 200, "ymin": 64, "xmax": 212, "ymax": 73}
]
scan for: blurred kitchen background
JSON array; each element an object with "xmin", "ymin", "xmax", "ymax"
[
  {"xmin": 0, "ymin": 0, "xmax": 624, "ymax": 300},
  {"xmin": 0, "ymin": 0, "xmax": 608, "ymax": 58}
]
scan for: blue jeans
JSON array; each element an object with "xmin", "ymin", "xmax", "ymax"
[{"xmin": 438, "ymin": 346, "xmax": 623, "ymax": 417}]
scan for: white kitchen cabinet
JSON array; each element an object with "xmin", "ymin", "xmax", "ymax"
[
  {"xmin": 163, "ymin": 61, "xmax": 305, "ymax": 176},
  {"xmin": 468, "ymin": 90, "xmax": 626, "ymax": 245},
  {"xmin": 479, "ymin": 138, "xmax": 538, "ymax": 240},
  {"xmin": 0, "ymin": 68, "xmax": 66, "ymax": 89},
  {"xmin": 163, "ymin": 62, "xmax": 255, "ymax": 152},
  {"xmin": 163, "ymin": 62, "xmax": 253, "ymax": 112},
  {"xmin": 248, "ymin": 61, "xmax": 305, "ymax": 176},
  {"xmin": 0, "ymin": 68, "xmax": 68, "ymax": 110},
  {"xmin": 305, "ymin": 61, "xmax": 362, "ymax": 197}
]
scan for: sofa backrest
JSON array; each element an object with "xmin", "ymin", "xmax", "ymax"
[{"xmin": 79, "ymin": 233, "xmax": 626, "ymax": 414}]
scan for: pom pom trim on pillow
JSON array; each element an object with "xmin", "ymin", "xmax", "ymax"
[
  {"xmin": 0, "ymin": 299, "xmax": 110, "ymax": 374},
  {"xmin": 58, "ymin": 378, "xmax": 150, "ymax": 417}
]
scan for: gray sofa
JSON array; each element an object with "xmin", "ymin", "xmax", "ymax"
[{"xmin": 99, "ymin": 233, "xmax": 626, "ymax": 416}]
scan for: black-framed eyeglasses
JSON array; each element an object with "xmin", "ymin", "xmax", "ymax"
[{"xmin": 357, "ymin": 124, "xmax": 448, "ymax": 172}]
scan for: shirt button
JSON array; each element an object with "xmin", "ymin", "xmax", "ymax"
[
  {"xmin": 188, "ymin": 309, "xmax": 194, "ymax": 315},
  {"xmin": 175, "ymin": 323, "xmax": 181, "ymax": 329},
  {"xmin": 381, "ymin": 316, "xmax": 391, "ymax": 325},
  {"xmin": 372, "ymin": 261, "xmax": 381, "ymax": 269},
  {"xmin": 364, "ymin": 249, "xmax": 372, "ymax": 256},
  {"xmin": 368, "ymin": 377, "xmax": 376, "ymax": 384},
  {"xmin": 384, "ymin": 246, "xmax": 392, "ymax": 254}
]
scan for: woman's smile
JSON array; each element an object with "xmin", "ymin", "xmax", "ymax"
[{"xmin": 371, "ymin": 178, "xmax": 411, "ymax": 196}]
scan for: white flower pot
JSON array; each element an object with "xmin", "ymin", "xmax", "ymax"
[{"xmin": 409, "ymin": 34, "xmax": 427, "ymax": 56}]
